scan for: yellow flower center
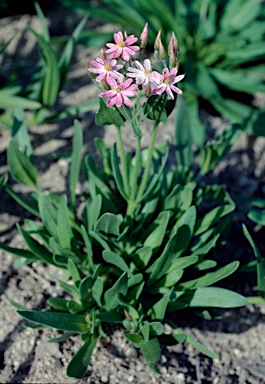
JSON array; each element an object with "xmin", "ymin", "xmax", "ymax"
[
  {"xmin": 144, "ymin": 70, "xmax": 152, "ymax": 75},
  {"xmin": 163, "ymin": 77, "xmax": 170, "ymax": 85},
  {"xmin": 117, "ymin": 41, "xmax": 125, "ymax": 48},
  {"xmin": 104, "ymin": 64, "xmax": 112, "ymax": 71},
  {"xmin": 114, "ymin": 86, "xmax": 121, "ymax": 93}
]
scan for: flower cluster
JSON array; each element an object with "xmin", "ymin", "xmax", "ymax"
[{"xmin": 87, "ymin": 25, "xmax": 185, "ymax": 108}]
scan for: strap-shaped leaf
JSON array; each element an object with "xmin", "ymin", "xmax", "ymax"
[
  {"xmin": 11, "ymin": 106, "xmax": 33, "ymax": 157},
  {"xmin": 103, "ymin": 272, "xmax": 128, "ymax": 311},
  {"xmin": 5, "ymin": 185, "xmax": 39, "ymax": 216},
  {"xmin": 58, "ymin": 17, "xmax": 87, "ymax": 91},
  {"xmin": 66, "ymin": 334, "xmax": 98, "ymax": 379},
  {"xmin": 181, "ymin": 287, "xmax": 247, "ymax": 308},
  {"xmin": 86, "ymin": 195, "xmax": 102, "ymax": 232},
  {"xmin": 57, "ymin": 195, "xmax": 74, "ymax": 249},
  {"xmin": 103, "ymin": 250, "xmax": 131, "ymax": 275},
  {"xmin": 171, "ymin": 325, "xmax": 218, "ymax": 358},
  {"xmin": 243, "ymin": 224, "xmax": 265, "ymax": 298},
  {"xmin": 38, "ymin": 194, "xmax": 58, "ymax": 240},
  {"xmin": 18, "ymin": 310, "xmax": 89, "ymax": 333},
  {"xmin": 94, "ymin": 213, "xmax": 122, "ymax": 236},
  {"xmin": 144, "ymin": 211, "xmax": 170, "ymax": 250},
  {"xmin": 68, "ymin": 259, "xmax": 81, "ymax": 287},
  {"xmin": 29, "ymin": 27, "xmax": 60, "ymax": 106},
  {"xmin": 91, "ymin": 277, "xmax": 104, "ymax": 307},
  {"xmin": 7, "ymin": 140, "xmax": 38, "ymax": 187},
  {"xmin": 177, "ymin": 260, "xmax": 239, "ymax": 289},
  {"xmin": 70, "ymin": 120, "xmax": 83, "ymax": 208},
  {"xmin": 17, "ymin": 224, "xmax": 55, "ymax": 265}
]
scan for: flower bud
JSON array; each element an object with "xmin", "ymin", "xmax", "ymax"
[
  {"xmin": 144, "ymin": 84, "xmax": 152, "ymax": 97},
  {"xmin": 100, "ymin": 49, "xmax": 107, "ymax": 60},
  {"xmin": 169, "ymin": 49, "xmax": 176, "ymax": 68},
  {"xmin": 86, "ymin": 65, "xmax": 96, "ymax": 79},
  {"xmin": 154, "ymin": 29, "xmax": 161, "ymax": 51},
  {"xmin": 140, "ymin": 22, "xmax": 148, "ymax": 49},
  {"xmin": 168, "ymin": 33, "xmax": 179, "ymax": 68},
  {"xmin": 102, "ymin": 78, "xmax": 110, "ymax": 90},
  {"xmin": 158, "ymin": 40, "xmax": 167, "ymax": 60}
]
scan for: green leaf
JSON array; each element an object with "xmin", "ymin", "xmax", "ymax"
[
  {"xmin": 7, "ymin": 140, "xmax": 38, "ymax": 187},
  {"xmin": 110, "ymin": 143, "xmax": 128, "ymax": 200},
  {"xmin": 177, "ymin": 261, "xmax": 239, "ymax": 289},
  {"xmin": 211, "ymin": 97, "xmax": 252, "ymax": 123},
  {"xmin": 103, "ymin": 272, "xmax": 128, "ymax": 311},
  {"xmin": 97, "ymin": 310, "xmax": 123, "ymax": 323},
  {"xmin": 95, "ymin": 98, "xmax": 124, "ymax": 127},
  {"xmin": 5, "ymin": 185, "xmax": 40, "ymax": 216},
  {"xmin": 102, "ymin": 250, "xmax": 131, "ymax": 275},
  {"xmin": 148, "ymin": 289, "xmax": 172, "ymax": 320},
  {"xmin": 0, "ymin": 90, "xmax": 42, "ymax": 110},
  {"xmin": 68, "ymin": 259, "xmax": 81, "ymax": 287},
  {"xmin": 58, "ymin": 17, "xmax": 87, "ymax": 91},
  {"xmin": 38, "ymin": 194, "xmax": 58, "ymax": 240},
  {"xmin": 17, "ymin": 224, "xmax": 55, "ymax": 265},
  {"xmin": 132, "ymin": 247, "xmax": 153, "ymax": 270},
  {"xmin": 67, "ymin": 334, "xmax": 98, "ymax": 379},
  {"xmin": 200, "ymin": 124, "xmax": 243, "ymax": 175},
  {"xmin": 246, "ymin": 108, "xmax": 265, "ymax": 137},
  {"xmin": 94, "ymin": 213, "xmax": 122, "ymax": 236},
  {"xmin": 123, "ymin": 332, "xmax": 143, "ymax": 344},
  {"xmin": 144, "ymin": 95, "xmax": 167, "ymax": 125},
  {"xmin": 175, "ymin": 95, "xmax": 193, "ymax": 167},
  {"xmin": 70, "ymin": 119, "xmax": 83, "ymax": 208},
  {"xmin": 243, "ymin": 225, "xmax": 265, "ymax": 299},
  {"xmin": 117, "ymin": 294, "xmax": 139, "ymax": 320},
  {"xmin": 182, "ymin": 287, "xmax": 247, "ymax": 308},
  {"xmin": 91, "ymin": 277, "xmax": 104, "ymax": 307},
  {"xmin": 0, "ymin": 244, "xmax": 38, "ymax": 261},
  {"xmin": 57, "ymin": 195, "xmax": 74, "ymax": 249},
  {"xmin": 172, "ymin": 326, "xmax": 218, "ymax": 359},
  {"xmin": 29, "ymin": 27, "xmax": 60, "ymax": 106},
  {"xmin": 144, "ymin": 211, "xmax": 170, "ymax": 250},
  {"xmin": 47, "ymin": 297, "xmax": 69, "ymax": 311},
  {"xmin": 17, "ymin": 311, "xmax": 89, "ymax": 332},
  {"xmin": 34, "ymin": 2, "xmax": 50, "ymax": 41},
  {"xmin": 87, "ymin": 194, "xmax": 102, "ymax": 232},
  {"xmin": 139, "ymin": 338, "xmax": 161, "ymax": 366},
  {"xmin": 11, "ymin": 106, "xmax": 33, "ymax": 157},
  {"xmin": 0, "ymin": 174, "xmax": 8, "ymax": 190}
]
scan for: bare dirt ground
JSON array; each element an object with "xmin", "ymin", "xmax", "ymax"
[{"xmin": 1, "ymin": 4, "xmax": 265, "ymax": 384}]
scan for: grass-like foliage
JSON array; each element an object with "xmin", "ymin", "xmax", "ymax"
[{"xmin": 1, "ymin": 116, "xmax": 246, "ymax": 378}]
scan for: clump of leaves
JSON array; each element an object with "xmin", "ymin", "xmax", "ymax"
[
  {"xmin": 0, "ymin": 103, "xmax": 247, "ymax": 378},
  {"xmin": 60, "ymin": 0, "xmax": 265, "ymax": 143}
]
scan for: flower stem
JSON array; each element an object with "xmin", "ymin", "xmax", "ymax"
[
  {"xmin": 136, "ymin": 121, "xmax": 159, "ymax": 202},
  {"xmin": 131, "ymin": 135, "xmax": 142, "ymax": 201},
  {"xmin": 116, "ymin": 125, "xmax": 129, "ymax": 197}
]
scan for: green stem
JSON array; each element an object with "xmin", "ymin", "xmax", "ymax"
[
  {"xmin": 116, "ymin": 125, "xmax": 129, "ymax": 197},
  {"xmin": 126, "ymin": 135, "xmax": 142, "ymax": 216},
  {"xmin": 136, "ymin": 122, "xmax": 159, "ymax": 202}
]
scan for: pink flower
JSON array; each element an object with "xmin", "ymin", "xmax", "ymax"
[
  {"xmin": 106, "ymin": 31, "xmax": 140, "ymax": 61},
  {"xmin": 87, "ymin": 58, "xmax": 123, "ymax": 82},
  {"xmin": 127, "ymin": 59, "xmax": 153, "ymax": 90},
  {"xmin": 150, "ymin": 68, "xmax": 185, "ymax": 99},
  {"xmin": 100, "ymin": 77, "xmax": 138, "ymax": 108}
]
